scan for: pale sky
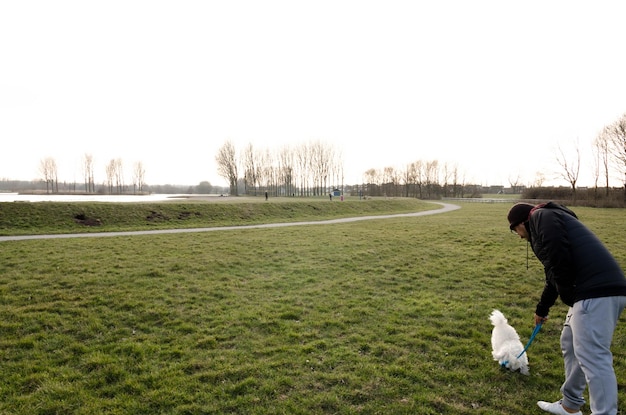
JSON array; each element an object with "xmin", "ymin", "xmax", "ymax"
[{"xmin": 1, "ymin": 1, "xmax": 625, "ymax": 188}]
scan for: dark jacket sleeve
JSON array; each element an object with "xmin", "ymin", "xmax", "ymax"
[{"xmin": 536, "ymin": 276, "xmax": 558, "ymax": 317}]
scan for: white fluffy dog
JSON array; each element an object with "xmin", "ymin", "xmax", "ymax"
[{"xmin": 489, "ymin": 309, "xmax": 529, "ymax": 375}]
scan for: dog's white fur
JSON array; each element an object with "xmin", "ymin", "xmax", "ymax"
[{"xmin": 489, "ymin": 309, "xmax": 529, "ymax": 375}]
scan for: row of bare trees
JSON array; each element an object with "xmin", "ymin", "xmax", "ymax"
[
  {"xmin": 36, "ymin": 112, "xmax": 626, "ymax": 199},
  {"xmin": 552, "ymin": 112, "xmax": 626, "ymax": 203},
  {"xmin": 595, "ymin": 112, "xmax": 626, "ymax": 199},
  {"xmin": 38, "ymin": 154, "xmax": 146, "ymax": 194},
  {"xmin": 216, "ymin": 139, "xmax": 344, "ymax": 197},
  {"xmin": 362, "ymin": 160, "xmax": 477, "ymax": 198},
  {"xmin": 215, "ymin": 138, "xmax": 483, "ymax": 199},
  {"xmin": 215, "ymin": 112, "xmax": 626, "ymax": 201},
  {"xmin": 364, "ymin": 113, "xmax": 626, "ymax": 201}
]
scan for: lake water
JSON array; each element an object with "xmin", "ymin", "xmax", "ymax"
[{"xmin": 0, "ymin": 193, "xmax": 193, "ymax": 203}]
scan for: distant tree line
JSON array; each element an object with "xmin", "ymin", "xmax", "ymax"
[
  {"xmin": 521, "ymin": 186, "xmax": 626, "ymax": 208},
  {"xmin": 215, "ymin": 139, "xmax": 345, "ymax": 197},
  {"xmin": 214, "ymin": 109, "xmax": 626, "ymax": 204},
  {"xmin": 35, "ymin": 154, "xmax": 148, "ymax": 195},
  {"xmin": 432, "ymin": 111, "xmax": 626, "ymax": 207},
  {"xmin": 9, "ymin": 111, "xmax": 626, "ymax": 201},
  {"xmin": 540, "ymin": 112, "xmax": 626, "ymax": 205},
  {"xmin": 358, "ymin": 160, "xmax": 482, "ymax": 199},
  {"xmin": 0, "ymin": 153, "xmax": 226, "ymax": 195},
  {"xmin": 0, "ymin": 178, "xmax": 226, "ymax": 196},
  {"xmin": 595, "ymin": 112, "xmax": 626, "ymax": 199},
  {"xmin": 215, "ymin": 139, "xmax": 485, "ymax": 199}
]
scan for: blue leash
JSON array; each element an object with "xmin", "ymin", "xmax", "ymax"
[{"xmin": 501, "ymin": 322, "xmax": 542, "ymax": 367}]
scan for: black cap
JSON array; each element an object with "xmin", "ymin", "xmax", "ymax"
[{"xmin": 507, "ymin": 203, "xmax": 534, "ymax": 230}]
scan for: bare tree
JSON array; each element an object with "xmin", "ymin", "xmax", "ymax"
[
  {"xmin": 591, "ymin": 142, "xmax": 600, "ymax": 199},
  {"xmin": 103, "ymin": 158, "xmax": 124, "ymax": 194},
  {"xmin": 533, "ymin": 172, "xmax": 546, "ymax": 188},
  {"xmin": 82, "ymin": 153, "xmax": 95, "ymax": 193},
  {"xmin": 216, "ymin": 140, "xmax": 239, "ymax": 196},
  {"xmin": 330, "ymin": 148, "xmax": 344, "ymax": 195},
  {"xmin": 278, "ymin": 145, "xmax": 295, "ymax": 197},
  {"xmin": 310, "ymin": 140, "xmax": 332, "ymax": 196},
  {"xmin": 114, "ymin": 158, "xmax": 124, "ymax": 194},
  {"xmin": 39, "ymin": 157, "xmax": 58, "ymax": 194},
  {"xmin": 401, "ymin": 163, "xmax": 414, "ymax": 198},
  {"xmin": 132, "ymin": 161, "xmax": 145, "ymax": 194},
  {"xmin": 105, "ymin": 159, "xmax": 116, "ymax": 194},
  {"xmin": 242, "ymin": 143, "xmax": 259, "ymax": 195},
  {"xmin": 449, "ymin": 163, "xmax": 462, "ymax": 197},
  {"xmin": 363, "ymin": 168, "xmax": 381, "ymax": 196},
  {"xmin": 259, "ymin": 148, "xmax": 274, "ymax": 195},
  {"xmin": 441, "ymin": 162, "xmax": 453, "ymax": 197},
  {"xmin": 605, "ymin": 112, "xmax": 626, "ymax": 199},
  {"xmin": 555, "ymin": 142, "xmax": 580, "ymax": 201},
  {"xmin": 592, "ymin": 130, "xmax": 610, "ymax": 197},
  {"xmin": 424, "ymin": 160, "xmax": 439, "ymax": 199},
  {"xmin": 411, "ymin": 160, "xmax": 425, "ymax": 199},
  {"xmin": 382, "ymin": 166, "xmax": 392, "ymax": 196},
  {"xmin": 363, "ymin": 168, "xmax": 379, "ymax": 185},
  {"xmin": 295, "ymin": 142, "xmax": 312, "ymax": 197},
  {"xmin": 382, "ymin": 166, "xmax": 401, "ymax": 197},
  {"xmin": 508, "ymin": 173, "xmax": 523, "ymax": 194}
]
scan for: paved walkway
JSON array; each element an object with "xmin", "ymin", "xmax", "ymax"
[{"xmin": 0, "ymin": 202, "xmax": 460, "ymax": 242}]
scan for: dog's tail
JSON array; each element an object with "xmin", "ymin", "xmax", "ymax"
[{"xmin": 489, "ymin": 309, "xmax": 507, "ymax": 326}]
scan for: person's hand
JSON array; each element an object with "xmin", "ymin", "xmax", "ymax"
[{"xmin": 534, "ymin": 314, "xmax": 548, "ymax": 326}]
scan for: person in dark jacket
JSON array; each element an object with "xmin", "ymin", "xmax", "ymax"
[{"xmin": 507, "ymin": 201, "xmax": 626, "ymax": 415}]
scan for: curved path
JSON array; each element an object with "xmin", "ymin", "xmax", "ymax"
[{"xmin": 0, "ymin": 202, "xmax": 460, "ymax": 242}]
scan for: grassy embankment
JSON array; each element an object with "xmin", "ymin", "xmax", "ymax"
[
  {"xmin": 0, "ymin": 196, "xmax": 433, "ymax": 236},
  {"xmin": 1, "ymin": 197, "xmax": 625, "ymax": 414}
]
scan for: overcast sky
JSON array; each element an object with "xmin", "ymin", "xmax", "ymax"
[{"xmin": 1, "ymin": 1, "xmax": 625, "ymax": 188}]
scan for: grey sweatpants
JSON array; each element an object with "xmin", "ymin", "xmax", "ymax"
[{"xmin": 560, "ymin": 296, "xmax": 626, "ymax": 415}]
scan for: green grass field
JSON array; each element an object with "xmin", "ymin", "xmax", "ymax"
[{"xmin": 1, "ymin": 198, "xmax": 625, "ymax": 414}]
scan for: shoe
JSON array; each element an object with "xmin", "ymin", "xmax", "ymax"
[{"xmin": 537, "ymin": 400, "xmax": 582, "ymax": 415}]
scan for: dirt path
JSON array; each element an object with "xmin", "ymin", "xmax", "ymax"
[{"xmin": 0, "ymin": 202, "xmax": 460, "ymax": 242}]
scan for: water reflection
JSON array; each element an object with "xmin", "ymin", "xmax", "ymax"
[{"xmin": 0, "ymin": 193, "xmax": 191, "ymax": 203}]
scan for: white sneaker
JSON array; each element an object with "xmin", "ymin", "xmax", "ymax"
[{"xmin": 537, "ymin": 400, "xmax": 582, "ymax": 415}]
